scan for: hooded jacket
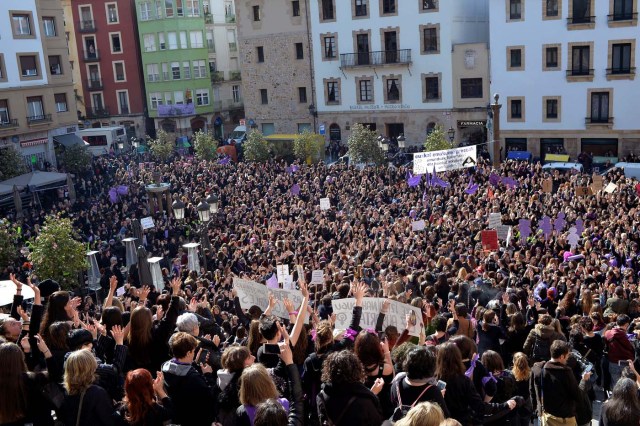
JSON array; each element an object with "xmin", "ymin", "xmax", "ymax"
[
  {"xmin": 604, "ymin": 327, "xmax": 634, "ymax": 363},
  {"xmin": 161, "ymin": 359, "xmax": 217, "ymax": 426},
  {"xmin": 523, "ymin": 324, "xmax": 566, "ymax": 358}
]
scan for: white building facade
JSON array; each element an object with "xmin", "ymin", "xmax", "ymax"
[
  {"xmin": 309, "ymin": 0, "xmax": 490, "ymax": 147},
  {"xmin": 490, "ymin": 0, "xmax": 640, "ymax": 162}
]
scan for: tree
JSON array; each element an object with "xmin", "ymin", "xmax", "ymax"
[
  {"xmin": 193, "ymin": 130, "xmax": 218, "ymax": 161},
  {"xmin": 424, "ymin": 125, "xmax": 453, "ymax": 152},
  {"xmin": 28, "ymin": 216, "xmax": 87, "ymax": 290},
  {"xmin": 0, "ymin": 146, "xmax": 27, "ymax": 181},
  {"xmin": 148, "ymin": 130, "xmax": 175, "ymax": 161},
  {"xmin": 347, "ymin": 123, "xmax": 385, "ymax": 165},
  {"xmin": 0, "ymin": 224, "xmax": 17, "ymax": 270},
  {"xmin": 243, "ymin": 130, "xmax": 270, "ymax": 162},
  {"xmin": 60, "ymin": 144, "xmax": 92, "ymax": 174},
  {"xmin": 293, "ymin": 131, "xmax": 324, "ymax": 163}
]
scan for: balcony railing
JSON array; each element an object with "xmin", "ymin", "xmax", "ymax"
[
  {"xmin": 27, "ymin": 114, "xmax": 52, "ymax": 124},
  {"xmin": 86, "ymin": 107, "xmax": 110, "ymax": 118},
  {"xmin": 566, "ymin": 68, "xmax": 594, "ymax": 77},
  {"xmin": 229, "ymin": 71, "xmax": 241, "ymax": 81},
  {"xmin": 567, "ymin": 15, "xmax": 595, "ymax": 24},
  {"xmin": 85, "ymin": 78, "xmax": 103, "ymax": 90},
  {"xmin": 83, "ymin": 49, "xmax": 100, "ymax": 62},
  {"xmin": 225, "ymin": 14, "xmax": 236, "ymax": 23},
  {"xmin": 340, "ymin": 49, "xmax": 412, "ymax": 68},
  {"xmin": 607, "ymin": 67, "xmax": 636, "ymax": 75},
  {"xmin": 78, "ymin": 20, "xmax": 96, "ymax": 32},
  {"xmin": 0, "ymin": 119, "xmax": 18, "ymax": 129},
  {"xmin": 212, "ymin": 98, "xmax": 244, "ymax": 111},
  {"xmin": 228, "ymin": 42, "xmax": 237, "ymax": 52},
  {"xmin": 608, "ymin": 12, "xmax": 638, "ymax": 21},
  {"xmin": 586, "ymin": 117, "xmax": 614, "ymax": 125}
]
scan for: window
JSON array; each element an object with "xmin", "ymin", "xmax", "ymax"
[
  {"xmin": 507, "ymin": 47, "xmax": 524, "ymax": 69},
  {"xmin": 114, "ymin": 62, "xmax": 125, "ymax": 81},
  {"xmin": 546, "ymin": 98, "xmax": 558, "ymax": 118},
  {"xmin": 48, "ymin": 55, "xmax": 62, "ymax": 75},
  {"xmin": 509, "ymin": 0, "xmax": 522, "ymax": 19},
  {"xmin": 150, "ymin": 92, "xmax": 162, "ymax": 109},
  {"xmin": 180, "ymin": 31, "xmax": 188, "ymax": 49},
  {"xmin": 292, "ymin": 1, "xmax": 300, "ymax": 16},
  {"xmin": 298, "ymin": 87, "xmax": 307, "ymax": 103},
  {"xmin": 383, "ymin": 0, "xmax": 396, "ymax": 14},
  {"xmin": 321, "ymin": 0, "xmax": 335, "ymax": 20},
  {"xmin": 117, "ymin": 91, "xmax": 129, "ymax": 114},
  {"xmin": 174, "ymin": 91, "xmax": 184, "ymax": 104},
  {"xmin": 253, "ymin": 5, "xmax": 261, "ymax": 21},
  {"xmin": 144, "ymin": 34, "xmax": 156, "ymax": 52},
  {"xmin": 326, "ymin": 81, "xmax": 339, "ymax": 103},
  {"xmin": 611, "ymin": 43, "xmax": 632, "ymax": 73},
  {"xmin": 190, "ymin": 31, "xmax": 203, "ymax": 48},
  {"xmin": 257, "ymin": 46, "xmax": 265, "ymax": 62},
  {"xmin": 43, "ymin": 17, "xmax": 57, "ymax": 37},
  {"xmin": 590, "ymin": 92, "xmax": 610, "ymax": 122},
  {"xmin": 262, "ymin": 123, "xmax": 275, "ymax": 135},
  {"xmin": 159, "ymin": 33, "xmax": 166, "ymax": 50},
  {"xmin": 193, "ymin": 60, "xmax": 206, "ymax": 78},
  {"xmin": 19, "ymin": 55, "xmax": 39, "ymax": 78},
  {"xmin": 571, "ymin": 0, "xmax": 592, "ymax": 23},
  {"xmin": 510, "ymin": 99, "xmax": 522, "ymax": 119},
  {"xmin": 187, "ymin": 0, "xmax": 200, "ymax": 16},
  {"xmin": 11, "ymin": 13, "xmax": 33, "ymax": 37},
  {"xmin": 298, "ymin": 123, "xmax": 312, "ymax": 133},
  {"xmin": 176, "ymin": 0, "xmax": 184, "ymax": 16},
  {"xmin": 168, "ymin": 32, "xmax": 177, "ymax": 49},
  {"xmin": 140, "ymin": 2, "xmax": 152, "ymax": 20},
  {"xmin": 355, "ymin": 0, "xmax": 368, "ymax": 16},
  {"xmin": 324, "ymin": 36, "xmax": 336, "ymax": 59},
  {"xmin": 461, "ymin": 78, "xmax": 483, "ymax": 98},
  {"xmin": 196, "ymin": 89, "xmax": 209, "ymax": 106},
  {"xmin": 54, "ymin": 93, "xmax": 68, "ymax": 112},
  {"xmin": 359, "ymin": 79, "xmax": 372, "ymax": 102},
  {"xmin": 106, "ymin": 3, "xmax": 119, "ymax": 23},
  {"xmin": 155, "ymin": 0, "xmax": 163, "ymax": 18},
  {"xmin": 26, "ymin": 96, "xmax": 44, "ymax": 120},
  {"xmin": 206, "ymin": 31, "xmax": 214, "ymax": 51},
  {"xmin": 612, "ymin": 0, "xmax": 634, "ymax": 20},
  {"xmin": 165, "ymin": 0, "xmax": 175, "ymax": 17},
  {"xmin": 546, "ymin": 0, "xmax": 559, "ymax": 16},
  {"xmin": 546, "ymin": 46, "xmax": 559, "ymax": 68},
  {"xmin": 425, "ymin": 76, "xmax": 440, "ymax": 101},
  {"xmin": 0, "ymin": 55, "xmax": 6, "ymax": 82},
  {"xmin": 260, "ymin": 89, "xmax": 268, "ymax": 104},
  {"xmin": 422, "ymin": 0, "xmax": 438, "ymax": 10},
  {"xmin": 147, "ymin": 63, "xmax": 160, "ymax": 82},
  {"xmin": 423, "ymin": 27, "xmax": 438, "ymax": 53},
  {"xmin": 386, "ymin": 78, "xmax": 400, "ymax": 101},
  {"xmin": 171, "ymin": 62, "xmax": 180, "ymax": 79},
  {"xmin": 111, "ymin": 33, "xmax": 122, "ymax": 53},
  {"xmin": 571, "ymin": 45, "xmax": 590, "ymax": 75},
  {"xmin": 232, "ymin": 85, "xmax": 240, "ymax": 102},
  {"xmin": 295, "ymin": 43, "xmax": 304, "ymax": 59},
  {"xmin": 182, "ymin": 61, "xmax": 191, "ymax": 79},
  {"xmin": 162, "ymin": 63, "xmax": 169, "ymax": 80},
  {"xmin": 0, "ymin": 100, "xmax": 10, "ymax": 123}
]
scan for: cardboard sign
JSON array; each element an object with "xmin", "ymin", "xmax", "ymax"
[
  {"xmin": 233, "ymin": 277, "xmax": 305, "ymax": 320},
  {"xmin": 283, "ymin": 274, "xmax": 294, "ymax": 290},
  {"xmin": 276, "ymin": 264, "xmax": 289, "ymax": 283},
  {"xmin": 411, "ymin": 220, "xmax": 426, "ymax": 231},
  {"xmin": 310, "ymin": 270, "xmax": 324, "ymax": 285},
  {"xmin": 496, "ymin": 224, "xmax": 512, "ymax": 241},
  {"xmin": 542, "ymin": 178, "xmax": 552, "ymax": 193},
  {"xmin": 488, "ymin": 212, "xmax": 502, "ymax": 229},
  {"xmin": 604, "ymin": 182, "xmax": 617, "ymax": 194},
  {"xmin": 481, "ymin": 230, "xmax": 499, "ymax": 251},
  {"xmin": 592, "ymin": 175, "xmax": 603, "ymax": 191},
  {"xmin": 575, "ymin": 186, "xmax": 588, "ymax": 196},
  {"xmin": 140, "ymin": 217, "xmax": 155, "ymax": 230},
  {"xmin": 331, "ymin": 298, "xmax": 424, "ymax": 337},
  {"xmin": 319, "ymin": 198, "xmax": 331, "ymax": 211}
]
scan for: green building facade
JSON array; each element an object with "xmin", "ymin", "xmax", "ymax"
[{"xmin": 135, "ymin": 0, "xmax": 213, "ymax": 135}]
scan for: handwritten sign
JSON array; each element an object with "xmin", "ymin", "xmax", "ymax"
[
  {"xmin": 311, "ymin": 270, "xmax": 324, "ymax": 285},
  {"xmin": 319, "ymin": 198, "xmax": 331, "ymax": 211},
  {"xmin": 331, "ymin": 298, "xmax": 424, "ymax": 337},
  {"xmin": 276, "ymin": 264, "xmax": 289, "ymax": 284},
  {"xmin": 592, "ymin": 175, "xmax": 603, "ymax": 191},
  {"xmin": 411, "ymin": 220, "xmax": 426, "ymax": 231},
  {"xmin": 604, "ymin": 182, "xmax": 617, "ymax": 194},
  {"xmin": 233, "ymin": 277, "xmax": 304, "ymax": 320},
  {"xmin": 488, "ymin": 212, "xmax": 502, "ymax": 229},
  {"xmin": 575, "ymin": 186, "xmax": 588, "ymax": 196},
  {"xmin": 140, "ymin": 217, "xmax": 155, "ymax": 230},
  {"xmin": 481, "ymin": 230, "xmax": 499, "ymax": 251},
  {"xmin": 497, "ymin": 225, "xmax": 512, "ymax": 243}
]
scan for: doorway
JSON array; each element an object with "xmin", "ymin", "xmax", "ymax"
[
  {"xmin": 357, "ymin": 34, "xmax": 370, "ymax": 65},
  {"xmin": 384, "ymin": 31, "xmax": 397, "ymax": 63}
]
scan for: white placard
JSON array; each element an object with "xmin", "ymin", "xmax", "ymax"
[
  {"xmin": 276, "ymin": 264, "xmax": 289, "ymax": 283},
  {"xmin": 319, "ymin": 198, "xmax": 331, "ymax": 210},
  {"xmin": 233, "ymin": 277, "xmax": 305, "ymax": 320},
  {"xmin": 411, "ymin": 220, "xmax": 426, "ymax": 231},
  {"xmin": 488, "ymin": 212, "xmax": 502, "ymax": 229},
  {"xmin": 140, "ymin": 217, "xmax": 155, "ymax": 230},
  {"xmin": 604, "ymin": 182, "xmax": 617, "ymax": 193},
  {"xmin": 311, "ymin": 270, "xmax": 325, "ymax": 284},
  {"xmin": 283, "ymin": 274, "xmax": 294, "ymax": 290},
  {"xmin": 413, "ymin": 145, "xmax": 477, "ymax": 175},
  {"xmin": 497, "ymin": 224, "xmax": 512, "ymax": 241},
  {"xmin": 116, "ymin": 286, "xmax": 126, "ymax": 296},
  {"xmin": 0, "ymin": 280, "xmax": 35, "ymax": 306},
  {"xmin": 331, "ymin": 298, "xmax": 424, "ymax": 337}
]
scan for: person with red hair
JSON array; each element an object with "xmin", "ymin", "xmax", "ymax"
[{"xmin": 115, "ymin": 369, "xmax": 173, "ymax": 425}]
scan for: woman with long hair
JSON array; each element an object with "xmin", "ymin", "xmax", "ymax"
[
  {"xmin": 599, "ymin": 378, "xmax": 640, "ymax": 426},
  {"xmin": 511, "ymin": 352, "xmax": 533, "ymax": 426},
  {"xmin": 0, "ymin": 343, "xmax": 54, "ymax": 425},
  {"xmin": 236, "ymin": 364, "xmax": 288, "ymax": 426},
  {"xmin": 115, "ymin": 369, "xmax": 173, "ymax": 425},
  {"xmin": 354, "ymin": 330, "xmax": 394, "ymax": 417},
  {"xmin": 302, "ymin": 320, "xmax": 334, "ymax": 426},
  {"xmin": 217, "ymin": 345, "xmax": 256, "ymax": 426},
  {"xmin": 40, "ymin": 291, "xmax": 79, "ymax": 346},
  {"xmin": 578, "ymin": 289, "xmax": 594, "ymax": 316},
  {"xmin": 394, "ymin": 402, "xmax": 444, "ymax": 426},
  {"xmin": 42, "ymin": 321, "xmax": 72, "ymax": 384},
  {"xmin": 477, "ymin": 310, "xmax": 505, "ymax": 356},
  {"xmin": 59, "ymin": 349, "xmax": 115, "ymax": 426}
]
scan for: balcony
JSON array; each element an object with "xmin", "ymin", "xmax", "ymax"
[
  {"xmin": 566, "ymin": 68, "xmax": 594, "ymax": 77},
  {"xmin": 78, "ymin": 20, "xmax": 96, "ymax": 32},
  {"xmin": 119, "ymin": 106, "xmax": 130, "ymax": 115},
  {"xmin": 340, "ymin": 49, "xmax": 412, "ymax": 68},
  {"xmin": 586, "ymin": 117, "xmax": 614, "ymax": 125},
  {"xmin": 211, "ymin": 71, "xmax": 224, "ymax": 83},
  {"xmin": 205, "ymin": 13, "xmax": 213, "ymax": 24},
  {"xmin": 85, "ymin": 78, "xmax": 103, "ymax": 90},
  {"xmin": 607, "ymin": 67, "xmax": 636, "ymax": 75},
  {"xmin": 608, "ymin": 12, "xmax": 638, "ymax": 21},
  {"xmin": 225, "ymin": 14, "xmax": 236, "ymax": 23},
  {"xmin": 0, "ymin": 119, "xmax": 19, "ymax": 129},
  {"xmin": 27, "ymin": 114, "xmax": 52, "ymax": 124},
  {"xmin": 229, "ymin": 71, "xmax": 241, "ymax": 81},
  {"xmin": 567, "ymin": 15, "xmax": 595, "ymax": 25},
  {"xmin": 212, "ymin": 98, "xmax": 244, "ymax": 111},
  {"xmin": 86, "ymin": 107, "xmax": 110, "ymax": 118},
  {"xmin": 83, "ymin": 49, "xmax": 100, "ymax": 62}
]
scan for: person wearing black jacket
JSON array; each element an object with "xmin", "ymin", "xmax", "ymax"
[{"xmin": 530, "ymin": 340, "xmax": 591, "ymax": 425}]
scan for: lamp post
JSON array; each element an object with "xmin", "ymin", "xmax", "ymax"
[
  {"xmin": 490, "ymin": 93, "xmax": 502, "ymax": 169},
  {"xmin": 447, "ymin": 127, "xmax": 456, "ymax": 144},
  {"xmin": 308, "ymin": 104, "xmax": 318, "ymax": 133}
]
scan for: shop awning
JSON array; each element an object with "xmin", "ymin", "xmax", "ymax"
[{"xmin": 53, "ymin": 133, "xmax": 87, "ymax": 148}]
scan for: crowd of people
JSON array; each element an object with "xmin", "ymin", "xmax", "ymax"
[{"xmin": 2, "ymin": 149, "xmax": 640, "ymax": 426}]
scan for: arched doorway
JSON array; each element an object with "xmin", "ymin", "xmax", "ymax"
[
  {"xmin": 161, "ymin": 119, "xmax": 176, "ymax": 133},
  {"xmin": 191, "ymin": 117, "xmax": 205, "ymax": 133},
  {"xmin": 426, "ymin": 122, "xmax": 436, "ymax": 135},
  {"xmin": 329, "ymin": 123, "xmax": 341, "ymax": 142}
]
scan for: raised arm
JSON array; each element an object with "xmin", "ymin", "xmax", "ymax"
[
  {"xmin": 289, "ymin": 281, "xmax": 309, "ymax": 347},
  {"xmin": 104, "ymin": 275, "xmax": 118, "ymax": 308}
]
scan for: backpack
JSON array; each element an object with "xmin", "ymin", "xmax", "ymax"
[
  {"xmin": 390, "ymin": 379, "xmax": 433, "ymax": 422},
  {"xmin": 317, "ymin": 390, "xmax": 356, "ymax": 426},
  {"xmin": 532, "ymin": 334, "xmax": 552, "ymax": 361}
]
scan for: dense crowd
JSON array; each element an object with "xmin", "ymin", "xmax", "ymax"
[{"xmin": 3, "ymin": 150, "xmax": 640, "ymax": 426}]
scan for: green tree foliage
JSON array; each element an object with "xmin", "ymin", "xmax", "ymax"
[
  {"xmin": 243, "ymin": 130, "xmax": 270, "ymax": 162},
  {"xmin": 0, "ymin": 146, "xmax": 27, "ymax": 181},
  {"xmin": 60, "ymin": 144, "xmax": 92, "ymax": 174},
  {"xmin": 347, "ymin": 123, "xmax": 385, "ymax": 165},
  {"xmin": 293, "ymin": 131, "xmax": 324, "ymax": 163},
  {"xmin": 424, "ymin": 125, "xmax": 453, "ymax": 152},
  {"xmin": 193, "ymin": 130, "xmax": 218, "ymax": 161},
  {"xmin": 148, "ymin": 130, "xmax": 175, "ymax": 161},
  {"xmin": 0, "ymin": 224, "xmax": 17, "ymax": 270},
  {"xmin": 28, "ymin": 216, "xmax": 87, "ymax": 290}
]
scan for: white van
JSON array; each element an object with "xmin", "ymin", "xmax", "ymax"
[
  {"xmin": 227, "ymin": 125, "xmax": 247, "ymax": 145},
  {"xmin": 612, "ymin": 162, "xmax": 640, "ymax": 180},
  {"xmin": 76, "ymin": 126, "xmax": 127, "ymax": 156},
  {"xmin": 541, "ymin": 162, "xmax": 584, "ymax": 174}
]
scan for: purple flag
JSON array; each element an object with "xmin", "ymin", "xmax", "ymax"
[
  {"xmin": 464, "ymin": 176, "xmax": 479, "ymax": 195},
  {"xmin": 285, "ymin": 166, "xmax": 293, "ymax": 174},
  {"xmin": 291, "ymin": 165, "xmax": 300, "ymax": 172},
  {"xmin": 291, "ymin": 183, "xmax": 300, "ymax": 196},
  {"xmin": 266, "ymin": 273, "xmax": 279, "ymax": 289},
  {"xmin": 489, "ymin": 173, "xmax": 500, "ymax": 187},
  {"xmin": 407, "ymin": 173, "xmax": 422, "ymax": 187},
  {"xmin": 422, "ymin": 189, "xmax": 428, "ymax": 201},
  {"xmin": 554, "ymin": 212, "xmax": 566, "ymax": 232},
  {"xmin": 108, "ymin": 188, "xmax": 118, "ymax": 204},
  {"xmin": 575, "ymin": 218, "xmax": 584, "ymax": 236},
  {"xmin": 218, "ymin": 156, "xmax": 231, "ymax": 165},
  {"xmin": 501, "ymin": 177, "xmax": 519, "ymax": 188},
  {"xmin": 326, "ymin": 175, "xmax": 334, "ymax": 183},
  {"xmin": 116, "ymin": 185, "xmax": 129, "ymax": 195},
  {"xmin": 539, "ymin": 216, "xmax": 553, "ymax": 240},
  {"xmin": 519, "ymin": 219, "xmax": 532, "ymax": 241}
]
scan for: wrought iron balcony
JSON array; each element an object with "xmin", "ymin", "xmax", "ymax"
[
  {"xmin": 608, "ymin": 12, "xmax": 638, "ymax": 21},
  {"xmin": 566, "ymin": 68, "xmax": 594, "ymax": 77},
  {"xmin": 607, "ymin": 67, "xmax": 636, "ymax": 75},
  {"xmin": 340, "ymin": 49, "xmax": 411, "ymax": 68},
  {"xmin": 78, "ymin": 20, "xmax": 96, "ymax": 32},
  {"xmin": 0, "ymin": 119, "xmax": 18, "ymax": 129},
  {"xmin": 27, "ymin": 114, "xmax": 52, "ymax": 124},
  {"xmin": 585, "ymin": 117, "xmax": 613, "ymax": 125},
  {"xmin": 85, "ymin": 78, "xmax": 103, "ymax": 90},
  {"xmin": 86, "ymin": 107, "xmax": 110, "ymax": 118}
]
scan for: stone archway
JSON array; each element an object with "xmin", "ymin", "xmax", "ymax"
[{"xmin": 191, "ymin": 117, "xmax": 206, "ymax": 133}]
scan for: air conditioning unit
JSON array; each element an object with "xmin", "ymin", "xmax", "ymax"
[{"xmin": 25, "ymin": 69, "xmax": 38, "ymax": 76}]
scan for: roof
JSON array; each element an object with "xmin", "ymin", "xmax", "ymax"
[
  {"xmin": 53, "ymin": 133, "xmax": 87, "ymax": 148},
  {"xmin": 0, "ymin": 171, "xmax": 67, "ymax": 189}
]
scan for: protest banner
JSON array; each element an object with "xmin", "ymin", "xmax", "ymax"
[
  {"xmin": 413, "ymin": 146, "xmax": 477, "ymax": 175},
  {"xmin": 233, "ymin": 277, "xmax": 305, "ymax": 320},
  {"xmin": 319, "ymin": 198, "xmax": 331, "ymax": 210},
  {"xmin": 310, "ymin": 270, "xmax": 324, "ymax": 284},
  {"xmin": 488, "ymin": 213, "xmax": 502, "ymax": 229},
  {"xmin": 331, "ymin": 298, "xmax": 424, "ymax": 337},
  {"xmin": 411, "ymin": 220, "xmax": 426, "ymax": 231},
  {"xmin": 496, "ymin": 224, "xmax": 512, "ymax": 242},
  {"xmin": 276, "ymin": 264, "xmax": 289, "ymax": 283},
  {"xmin": 481, "ymin": 230, "xmax": 499, "ymax": 251},
  {"xmin": 140, "ymin": 217, "xmax": 155, "ymax": 230}
]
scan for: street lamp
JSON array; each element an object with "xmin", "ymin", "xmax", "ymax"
[
  {"xmin": 171, "ymin": 199, "xmax": 185, "ymax": 220},
  {"xmin": 378, "ymin": 135, "xmax": 389, "ymax": 152},
  {"xmin": 397, "ymin": 134, "xmax": 406, "ymax": 149},
  {"xmin": 196, "ymin": 200, "xmax": 211, "ymax": 222},
  {"xmin": 206, "ymin": 193, "xmax": 218, "ymax": 214},
  {"xmin": 447, "ymin": 127, "xmax": 456, "ymax": 143}
]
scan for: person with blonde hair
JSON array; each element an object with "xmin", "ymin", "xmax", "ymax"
[
  {"xmin": 236, "ymin": 363, "xmax": 288, "ymax": 426},
  {"xmin": 394, "ymin": 401, "xmax": 444, "ymax": 426},
  {"xmin": 59, "ymin": 349, "xmax": 115, "ymax": 426}
]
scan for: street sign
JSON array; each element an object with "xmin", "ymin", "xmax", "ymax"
[{"xmin": 319, "ymin": 124, "xmax": 325, "ymax": 135}]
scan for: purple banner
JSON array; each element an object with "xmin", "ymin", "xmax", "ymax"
[{"xmin": 157, "ymin": 103, "xmax": 196, "ymax": 117}]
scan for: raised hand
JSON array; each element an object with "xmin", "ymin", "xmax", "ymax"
[
  {"xmin": 20, "ymin": 336, "xmax": 31, "ymax": 353},
  {"xmin": 381, "ymin": 299, "xmax": 390, "ymax": 314},
  {"xmin": 212, "ymin": 335, "xmax": 221, "ymax": 347},
  {"xmin": 34, "ymin": 334, "xmax": 51, "ymax": 357},
  {"xmin": 84, "ymin": 322, "xmax": 98, "ymax": 340},
  {"xmin": 283, "ymin": 298, "xmax": 295, "ymax": 315},
  {"xmin": 110, "ymin": 325, "xmax": 125, "ymax": 345},
  {"xmin": 139, "ymin": 285, "xmax": 151, "ymax": 302},
  {"xmin": 370, "ymin": 377, "xmax": 384, "ymax": 395},
  {"xmin": 10, "ymin": 273, "xmax": 23, "ymax": 294},
  {"xmin": 277, "ymin": 321, "xmax": 291, "ymax": 346},
  {"xmin": 171, "ymin": 277, "xmax": 182, "ymax": 296},
  {"xmin": 26, "ymin": 277, "xmax": 41, "ymax": 305},
  {"xmin": 278, "ymin": 340, "xmax": 294, "ymax": 365},
  {"xmin": 299, "ymin": 281, "xmax": 309, "ymax": 299},
  {"xmin": 155, "ymin": 306, "xmax": 164, "ymax": 321},
  {"xmin": 70, "ymin": 296, "xmax": 82, "ymax": 311},
  {"xmin": 109, "ymin": 275, "xmax": 118, "ymax": 293},
  {"xmin": 188, "ymin": 297, "xmax": 198, "ymax": 312},
  {"xmin": 153, "ymin": 371, "xmax": 167, "ymax": 397},
  {"xmin": 16, "ymin": 306, "xmax": 30, "ymax": 322}
]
